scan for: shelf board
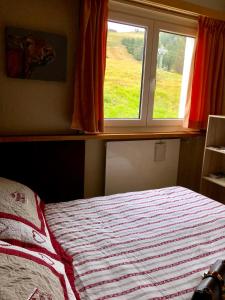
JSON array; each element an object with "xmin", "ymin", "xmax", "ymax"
[
  {"xmin": 209, "ymin": 115, "xmax": 225, "ymax": 119},
  {"xmin": 206, "ymin": 146, "xmax": 225, "ymax": 155},
  {"xmin": 203, "ymin": 176, "xmax": 225, "ymax": 188}
]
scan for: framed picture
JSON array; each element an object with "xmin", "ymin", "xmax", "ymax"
[{"xmin": 5, "ymin": 27, "xmax": 67, "ymax": 82}]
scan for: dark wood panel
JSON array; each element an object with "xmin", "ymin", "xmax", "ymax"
[
  {"xmin": 177, "ymin": 136, "xmax": 205, "ymax": 192},
  {"xmin": 0, "ymin": 141, "xmax": 85, "ymax": 203}
]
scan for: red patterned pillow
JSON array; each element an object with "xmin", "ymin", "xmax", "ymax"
[
  {"xmin": 0, "ymin": 177, "xmax": 55, "ymax": 253},
  {"xmin": 0, "ymin": 241, "xmax": 79, "ymax": 300}
]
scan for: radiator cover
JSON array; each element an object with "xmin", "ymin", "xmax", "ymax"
[{"xmin": 105, "ymin": 139, "xmax": 180, "ymax": 195}]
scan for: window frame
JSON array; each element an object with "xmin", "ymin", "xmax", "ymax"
[
  {"xmin": 105, "ymin": 12, "xmax": 153, "ymax": 127},
  {"xmin": 147, "ymin": 21, "xmax": 196, "ymax": 127},
  {"xmin": 104, "ymin": 1, "xmax": 197, "ymax": 128}
]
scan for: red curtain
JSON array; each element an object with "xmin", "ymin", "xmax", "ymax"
[
  {"xmin": 187, "ymin": 17, "xmax": 225, "ymax": 129},
  {"xmin": 71, "ymin": 0, "xmax": 108, "ymax": 133}
]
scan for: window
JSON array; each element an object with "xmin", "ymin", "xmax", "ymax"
[
  {"xmin": 153, "ymin": 31, "xmax": 195, "ymax": 120},
  {"xmin": 104, "ymin": 3, "xmax": 197, "ymax": 128},
  {"xmin": 104, "ymin": 22, "xmax": 146, "ymax": 119}
]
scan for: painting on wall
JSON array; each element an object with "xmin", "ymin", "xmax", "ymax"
[{"xmin": 5, "ymin": 27, "xmax": 67, "ymax": 81}]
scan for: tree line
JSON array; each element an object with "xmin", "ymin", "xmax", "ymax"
[{"xmin": 121, "ymin": 32, "xmax": 186, "ymax": 74}]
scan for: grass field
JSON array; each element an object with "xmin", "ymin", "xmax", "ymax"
[{"xmin": 104, "ymin": 31, "xmax": 182, "ymax": 119}]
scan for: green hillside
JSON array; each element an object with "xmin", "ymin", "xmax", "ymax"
[{"xmin": 104, "ymin": 31, "xmax": 182, "ymax": 119}]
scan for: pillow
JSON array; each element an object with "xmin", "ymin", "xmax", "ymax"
[
  {"xmin": 0, "ymin": 241, "xmax": 78, "ymax": 300},
  {"xmin": 0, "ymin": 177, "xmax": 55, "ymax": 253}
]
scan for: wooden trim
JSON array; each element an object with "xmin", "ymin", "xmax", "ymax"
[
  {"xmin": 0, "ymin": 131, "xmax": 203, "ymax": 143},
  {"xmin": 116, "ymin": 0, "xmax": 225, "ymax": 21}
]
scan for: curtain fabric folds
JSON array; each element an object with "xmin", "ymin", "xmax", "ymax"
[
  {"xmin": 71, "ymin": 0, "xmax": 108, "ymax": 133},
  {"xmin": 187, "ymin": 16, "xmax": 225, "ymax": 130}
]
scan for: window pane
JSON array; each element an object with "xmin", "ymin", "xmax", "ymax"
[
  {"xmin": 153, "ymin": 31, "xmax": 195, "ymax": 119},
  {"xmin": 104, "ymin": 21, "xmax": 146, "ymax": 119}
]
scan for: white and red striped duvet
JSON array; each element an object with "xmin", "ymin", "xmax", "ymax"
[{"xmin": 45, "ymin": 186, "xmax": 225, "ymax": 300}]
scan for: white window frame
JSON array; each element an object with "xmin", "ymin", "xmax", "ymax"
[
  {"xmin": 147, "ymin": 21, "xmax": 196, "ymax": 127},
  {"xmin": 104, "ymin": 1, "xmax": 197, "ymax": 128}
]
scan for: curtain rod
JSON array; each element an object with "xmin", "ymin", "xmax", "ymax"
[{"xmin": 113, "ymin": 0, "xmax": 199, "ymax": 20}]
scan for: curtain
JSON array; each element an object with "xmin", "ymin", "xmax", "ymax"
[
  {"xmin": 71, "ymin": 0, "xmax": 108, "ymax": 133},
  {"xmin": 186, "ymin": 16, "xmax": 225, "ymax": 130}
]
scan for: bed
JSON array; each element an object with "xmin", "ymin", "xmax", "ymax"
[
  {"xmin": 0, "ymin": 176, "xmax": 224, "ymax": 299},
  {"xmin": 44, "ymin": 186, "xmax": 225, "ymax": 300}
]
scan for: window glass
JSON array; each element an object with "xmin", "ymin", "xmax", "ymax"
[
  {"xmin": 104, "ymin": 21, "xmax": 146, "ymax": 119},
  {"xmin": 153, "ymin": 31, "xmax": 195, "ymax": 119}
]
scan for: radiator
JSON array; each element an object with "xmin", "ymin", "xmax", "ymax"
[{"xmin": 105, "ymin": 139, "xmax": 180, "ymax": 195}]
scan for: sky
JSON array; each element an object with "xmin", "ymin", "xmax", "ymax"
[{"xmin": 108, "ymin": 21, "xmax": 145, "ymax": 32}]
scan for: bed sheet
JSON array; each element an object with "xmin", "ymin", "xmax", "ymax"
[{"xmin": 45, "ymin": 186, "xmax": 225, "ymax": 300}]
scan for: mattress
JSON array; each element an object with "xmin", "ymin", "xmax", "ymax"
[{"xmin": 45, "ymin": 186, "xmax": 225, "ymax": 300}]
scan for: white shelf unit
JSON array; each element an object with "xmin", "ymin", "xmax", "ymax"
[{"xmin": 201, "ymin": 115, "xmax": 225, "ymax": 202}]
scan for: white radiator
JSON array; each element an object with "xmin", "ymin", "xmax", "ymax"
[{"xmin": 105, "ymin": 139, "xmax": 180, "ymax": 195}]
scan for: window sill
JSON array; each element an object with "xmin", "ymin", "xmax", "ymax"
[{"xmin": 0, "ymin": 130, "xmax": 203, "ymax": 143}]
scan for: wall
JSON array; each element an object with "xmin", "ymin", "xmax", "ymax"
[
  {"xmin": 148, "ymin": 0, "xmax": 225, "ymax": 20},
  {"xmin": 184, "ymin": 0, "xmax": 225, "ymax": 12},
  {"xmin": 0, "ymin": 0, "xmax": 79, "ymax": 135}
]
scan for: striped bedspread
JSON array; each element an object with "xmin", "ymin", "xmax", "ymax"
[{"xmin": 45, "ymin": 186, "xmax": 225, "ymax": 300}]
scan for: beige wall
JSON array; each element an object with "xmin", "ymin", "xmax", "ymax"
[
  {"xmin": 184, "ymin": 0, "xmax": 225, "ymax": 11},
  {"xmin": 0, "ymin": 0, "xmax": 79, "ymax": 135},
  {"xmin": 148, "ymin": 0, "xmax": 225, "ymax": 20}
]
